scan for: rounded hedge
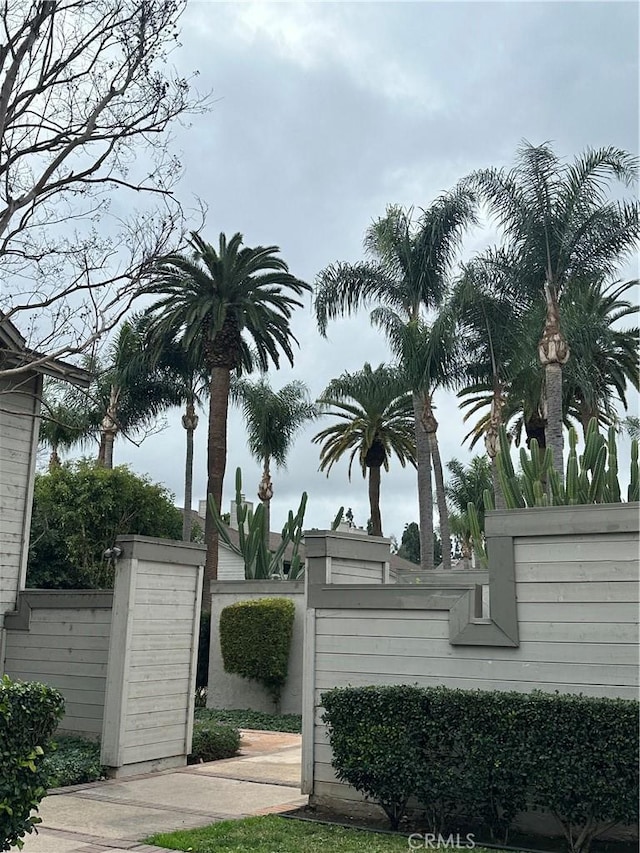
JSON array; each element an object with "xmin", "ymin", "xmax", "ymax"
[
  {"xmin": 219, "ymin": 597, "xmax": 295, "ymax": 705},
  {"xmin": 189, "ymin": 721, "xmax": 240, "ymax": 763}
]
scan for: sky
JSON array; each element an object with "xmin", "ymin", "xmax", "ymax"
[{"xmin": 106, "ymin": 0, "xmax": 640, "ymax": 541}]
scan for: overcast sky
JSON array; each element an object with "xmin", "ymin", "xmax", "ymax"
[{"xmin": 111, "ymin": 0, "xmax": 639, "ymax": 541}]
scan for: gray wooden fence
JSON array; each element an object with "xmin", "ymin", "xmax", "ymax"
[{"xmin": 302, "ymin": 505, "xmax": 640, "ymax": 816}]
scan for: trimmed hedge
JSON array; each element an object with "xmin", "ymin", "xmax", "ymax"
[
  {"xmin": 0, "ymin": 676, "xmax": 65, "ymax": 851},
  {"xmin": 220, "ymin": 598, "xmax": 295, "ymax": 706},
  {"xmin": 321, "ymin": 685, "xmax": 639, "ymax": 850},
  {"xmin": 189, "ymin": 721, "xmax": 240, "ymax": 763}
]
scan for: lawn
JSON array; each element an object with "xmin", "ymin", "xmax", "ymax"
[{"xmin": 147, "ymin": 814, "xmax": 502, "ymax": 852}]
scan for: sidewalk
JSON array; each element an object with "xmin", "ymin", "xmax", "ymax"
[{"xmin": 19, "ymin": 730, "xmax": 305, "ymax": 853}]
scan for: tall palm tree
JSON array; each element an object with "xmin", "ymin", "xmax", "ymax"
[
  {"xmin": 448, "ymin": 249, "xmax": 529, "ymax": 507},
  {"xmin": 142, "ymin": 327, "xmax": 210, "ymax": 541},
  {"xmin": 58, "ymin": 316, "xmax": 182, "ymax": 469},
  {"xmin": 314, "ymin": 193, "xmax": 476, "ymax": 568},
  {"xmin": 313, "ymin": 363, "xmax": 416, "ymax": 537},
  {"xmin": 458, "ymin": 277, "xmax": 639, "ymax": 454},
  {"xmin": 468, "ymin": 142, "xmax": 639, "ymax": 478},
  {"xmin": 141, "ymin": 231, "xmax": 310, "ymax": 592},
  {"xmin": 231, "ymin": 377, "xmax": 317, "ymax": 543},
  {"xmin": 371, "ymin": 307, "xmax": 457, "ymax": 565},
  {"xmin": 445, "ymin": 456, "xmax": 493, "ymax": 567}
]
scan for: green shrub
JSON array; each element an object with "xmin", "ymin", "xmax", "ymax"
[
  {"xmin": 42, "ymin": 735, "xmax": 103, "ymax": 788},
  {"xmin": 219, "ymin": 598, "xmax": 295, "ymax": 707},
  {"xmin": 189, "ymin": 721, "xmax": 240, "ymax": 763},
  {"xmin": 523, "ymin": 692, "xmax": 640, "ymax": 853},
  {"xmin": 195, "ymin": 707, "xmax": 302, "ymax": 733},
  {"xmin": 0, "ymin": 676, "xmax": 65, "ymax": 851},
  {"xmin": 321, "ymin": 685, "xmax": 639, "ymax": 850},
  {"xmin": 27, "ymin": 460, "xmax": 183, "ymax": 589}
]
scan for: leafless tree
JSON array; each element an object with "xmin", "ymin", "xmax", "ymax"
[{"xmin": 0, "ymin": 0, "xmax": 208, "ymax": 375}]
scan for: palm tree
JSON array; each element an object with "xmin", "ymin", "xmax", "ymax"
[
  {"xmin": 141, "ymin": 231, "xmax": 310, "ymax": 591},
  {"xmin": 458, "ymin": 277, "xmax": 639, "ymax": 456},
  {"xmin": 231, "ymin": 376, "xmax": 317, "ymax": 543},
  {"xmin": 314, "ymin": 193, "xmax": 476, "ymax": 568},
  {"xmin": 38, "ymin": 389, "xmax": 94, "ymax": 470},
  {"xmin": 448, "ymin": 249, "xmax": 530, "ymax": 507},
  {"xmin": 560, "ymin": 277, "xmax": 639, "ymax": 434},
  {"xmin": 142, "ymin": 327, "xmax": 210, "ymax": 541},
  {"xmin": 57, "ymin": 317, "xmax": 182, "ymax": 469},
  {"xmin": 468, "ymin": 142, "xmax": 640, "ymax": 478},
  {"xmin": 445, "ymin": 456, "xmax": 493, "ymax": 567},
  {"xmin": 371, "ymin": 307, "xmax": 458, "ymax": 565},
  {"xmin": 313, "ymin": 363, "xmax": 416, "ymax": 537}
]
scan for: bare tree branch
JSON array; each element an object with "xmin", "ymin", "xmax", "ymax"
[{"xmin": 1, "ymin": 0, "xmax": 210, "ymax": 375}]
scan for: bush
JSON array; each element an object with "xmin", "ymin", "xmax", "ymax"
[
  {"xmin": 27, "ymin": 460, "xmax": 183, "ymax": 589},
  {"xmin": 195, "ymin": 707, "xmax": 302, "ymax": 734},
  {"xmin": 189, "ymin": 721, "xmax": 240, "ymax": 763},
  {"xmin": 0, "ymin": 676, "xmax": 65, "ymax": 851},
  {"xmin": 42, "ymin": 736, "xmax": 103, "ymax": 788},
  {"xmin": 321, "ymin": 685, "xmax": 639, "ymax": 850},
  {"xmin": 219, "ymin": 598, "xmax": 295, "ymax": 707}
]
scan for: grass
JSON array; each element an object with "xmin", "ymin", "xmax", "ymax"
[
  {"xmin": 194, "ymin": 707, "xmax": 302, "ymax": 733},
  {"xmin": 147, "ymin": 815, "xmax": 505, "ymax": 852},
  {"xmin": 42, "ymin": 734, "xmax": 104, "ymax": 788}
]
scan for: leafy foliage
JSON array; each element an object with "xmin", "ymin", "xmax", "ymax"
[
  {"xmin": 219, "ymin": 598, "xmax": 295, "ymax": 707},
  {"xmin": 195, "ymin": 708, "xmax": 302, "ymax": 734},
  {"xmin": 189, "ymin": 721, "xmax": 240, "ymax": 763},
  {"xmin": 42, "ymin": 736, "xmax": 103, "ymax": 788},
  {"xmin": 27, "ymin": 460, "xmax": 182, "ymax": 589},
  {"xmin": 0, "ymin": 676, "xmax": 65, "ymax": 851},
  {"xmin": 231, "ymin": 377, "xmax": 317, "ymax": 469},
  {"xmin": 322, "ymin": 685, "xmax": 639, "ymax": 850}
]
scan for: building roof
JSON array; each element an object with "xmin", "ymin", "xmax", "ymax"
[{"xmin": 0, "ymin": 313, "xmax": 92, "ymax": 388}]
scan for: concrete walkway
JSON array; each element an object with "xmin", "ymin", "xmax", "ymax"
[{"xmin": 20, "ymin": 731, "xmax": 305, "ymax": 853}]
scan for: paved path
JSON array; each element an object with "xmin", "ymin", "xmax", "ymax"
[{"xmin": 19, "ymin": 731, "xmax": 305, "ymax": 853}]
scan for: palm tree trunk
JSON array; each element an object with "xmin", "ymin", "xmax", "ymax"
[
  {"xmin": 412, "ymin": 392, "xmax": 434, "ymax": 571},
  {"xmin": 544, "ymin": 362, "xmax": 564, "ymax": 482},
  {"xmin": 368, "ymin": 464, "xmax": 382, "ymax": 536},
  {"xmin": 539, "ymin": 283, "xmax": 569, "ymax": 482},
  {"xmin": 182, "ymin": 401, "xmax": 198, "ymax": 542},
  {"xmin": 429, "ymin": 431, "xmax": 452, "ymax": 570},
  {"xmin": 99, "ymin": 385, "xmax": 119, "ymax": 470},
  {"xmin": 102, "ymin": 430, "xmax": 115, "ymax": 469},
  {"xmin": 490, "ymin": 458, "xmax": 505, "ymax": 510},
  {"xmin": 257, "ymin": 456, "xmax": 274, "ymax": 551},
  {"xmin": 49, "ymin": 447, "xmax": 60, "ymax": 472},
  {"xmin": 421, "ymin": 394, "xmax": 451, "ymax": 570},
  {"xmin": 204, "ymin": 366, "xmax": 231, "ymax": 603},
  {"xmin": 485, "ymin": 382, "xmax": 505, "ymax": 509}
]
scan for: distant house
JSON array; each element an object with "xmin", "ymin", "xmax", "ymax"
[
  {"xmin": 0, "ymin": 315, "xmax": 91, "ymax": 628},
  {"xmin": 186, "ymin": 498, "xmax": 418, "ymax": 580}
]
